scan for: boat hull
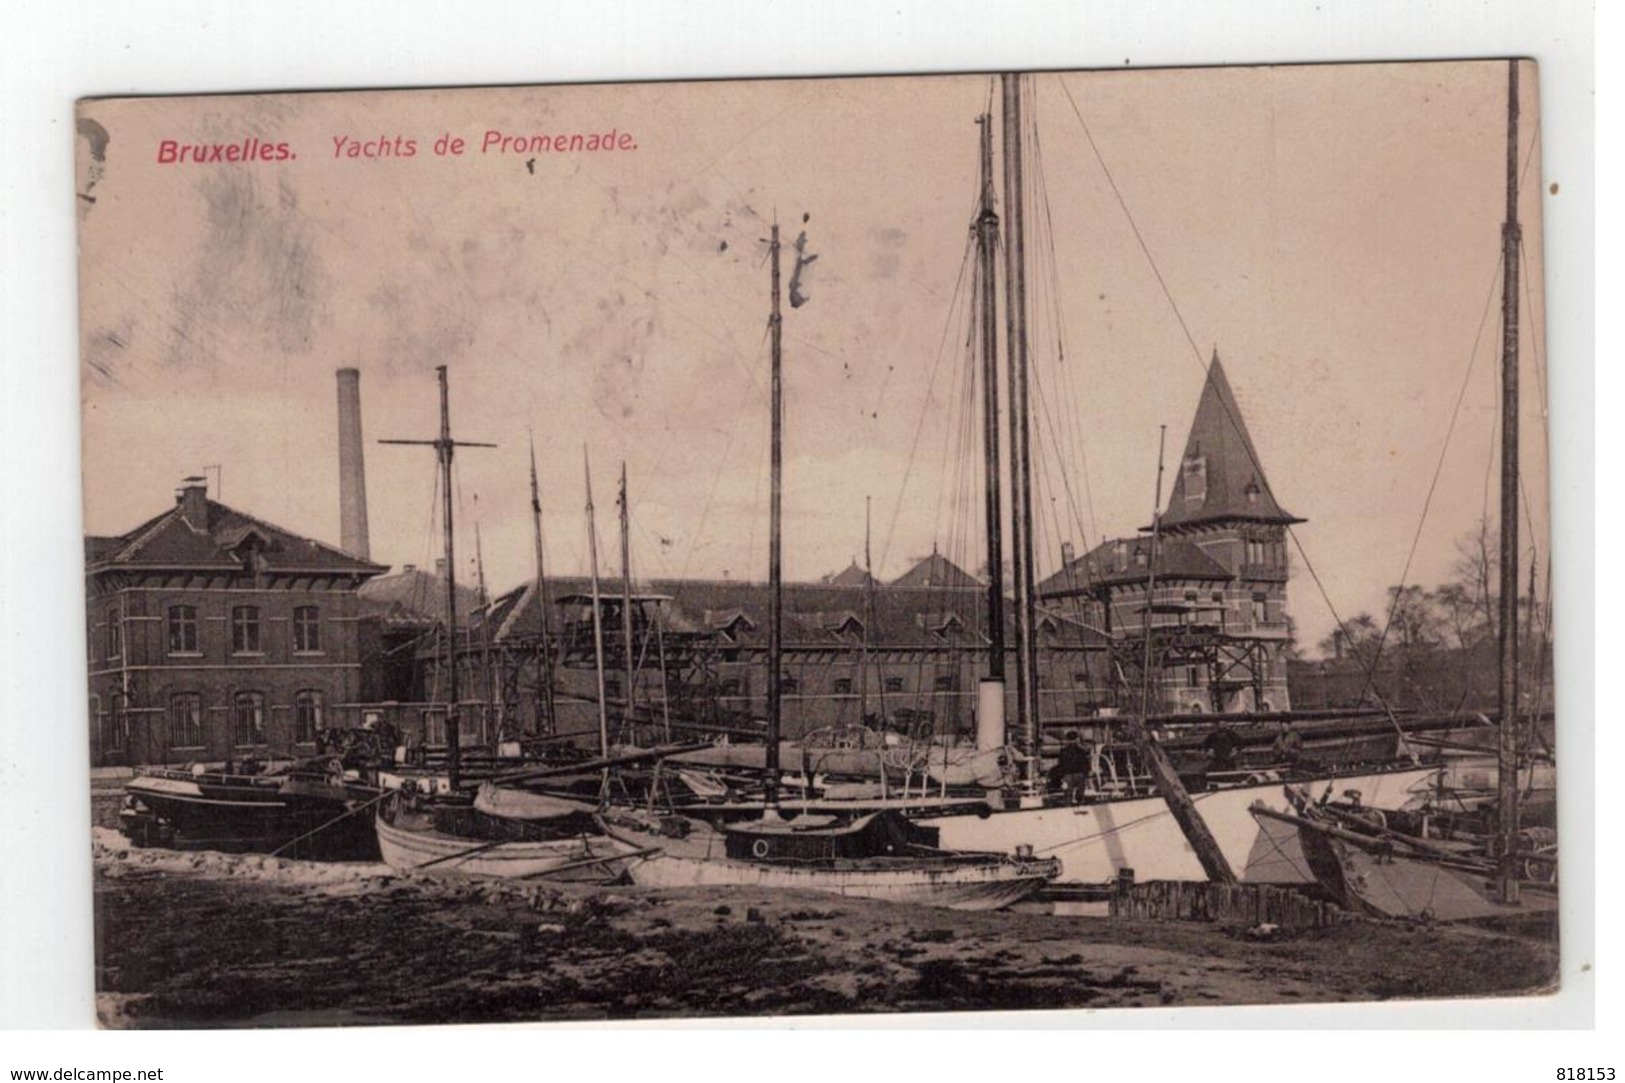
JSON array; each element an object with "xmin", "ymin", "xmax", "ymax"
[
  {"xmin": 1291, "ymin": 817, "xmax": 1558, "ymax": 922},
  {"xmin": 919, "ymin": 764, "xmax": 1441, "ymax": 887},
  {"xmin": 120, "ymin": 770, "xmax": 381, "ymax": 861},
  {"xmin": 374, "ymin": 801, "xmax": 633, "ymax": 880},
  {"xmin": 623, "ymin": 851, "xmax": 1055, "ymax": 911}
]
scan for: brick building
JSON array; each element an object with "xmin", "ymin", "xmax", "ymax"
[
  {"xmin": 85, "ymin": 478, "xmax": 386, "ymax": 766},
  {"xmin": 1039, "ymin": 353, "xmax": 1302, "ymax": 714},
  {"xmin": 416, "ymin": 554, "xmax": 1109, "ymax": 746}
]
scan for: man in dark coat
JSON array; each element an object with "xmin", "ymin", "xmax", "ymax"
[{"xmin": 1049, "ymin": 731, "xmax": 1094, "ymax": 802}]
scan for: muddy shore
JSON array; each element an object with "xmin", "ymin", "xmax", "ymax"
[{"xmin": 90, "ymin": 825, "xmax": 1558, "ymax": 1028}]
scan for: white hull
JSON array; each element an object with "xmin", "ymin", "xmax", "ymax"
[
  {"xmin": 623, "ymin": 851, "xmax": 1053, "ymax": 911},
  {"xmin": 919, "ymin": 764, "xmax": 1442, "ymax": 886},
  {"xmin": 375, "ymin": 811, "xmax": 632, "ymax": 879}
]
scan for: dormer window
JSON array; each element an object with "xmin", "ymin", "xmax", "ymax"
[
  {"xmin": 1243, "ymin": 479, "xmax": 1261, "ymax": 506},
  {"xmin": 1182, "ymin": 454, "xmax": 1208, "ymax": 508}
]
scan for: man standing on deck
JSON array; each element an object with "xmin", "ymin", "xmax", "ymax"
[
  {"xmin": 1049, "ymin": 731, "xmax": 1094, "ymax": 803},
  {"xmin": 1202, "ymin": 724, "xmax": 1242, "ymax": 775},
  {"xmin": 1270, "ymin": 721, "xmax": 1305, "ymax": 772}
]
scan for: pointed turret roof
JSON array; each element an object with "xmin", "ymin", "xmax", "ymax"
[{"xmin": 1153, "ymin": 351, "xmax": 1302, "ymax": 531}]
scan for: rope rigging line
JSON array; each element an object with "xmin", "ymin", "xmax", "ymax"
[
  {"xmin": 1024, "ymin": 82, "xmax": 1101, "ymax": 576},
  {"xmin": 1353, "ymin": 253, "xmax": 1506, "ymax": 703},
  {"xmin": 876, "ymin": 217, "xmax": 978, "ymax": 580},
  {"xmin": 1057, "ymin": 72, "xmax": 1544, "ymax": 716}
]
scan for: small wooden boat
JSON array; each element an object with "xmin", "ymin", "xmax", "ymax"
[
  {"xmin": 605, "ymin": 808, "xmax": 1059, "ymax": 911},
  {"xmin": 374, "ymin": 786, "xmax": 637, "ymax": 880},
  {"xmin": 119, "ymin": 758, "xmax": 382, "ymax": 861}
]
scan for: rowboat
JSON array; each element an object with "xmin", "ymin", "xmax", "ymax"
[{"xmin": 375, "ymin": 787, "xmax": 636, "ymax": 880}]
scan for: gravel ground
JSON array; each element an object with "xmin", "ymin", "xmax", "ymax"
[{"xmin": 89, "ymin": 823, "xmax": 1559, "ymax": 1028}]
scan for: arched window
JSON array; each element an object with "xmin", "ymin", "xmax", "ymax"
[
  {"xmin": 294, "ymin": 690, "xmax": 324, "ymax": 745},
  {"xmin": 233, "ymin": 691, "xmax": 266, "ymax": 745},
  {"xmin": 170, "ymin": 692, "xmax": 203, "ymax": 748}
]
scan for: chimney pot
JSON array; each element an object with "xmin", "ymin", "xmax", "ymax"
[{"xmin": 177, "ymin": 476, "xmax": 208, "ymax": 526}]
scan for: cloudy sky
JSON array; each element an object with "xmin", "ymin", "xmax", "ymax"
[{"xmin": 76, "ymin": 60, "xmax": 1548, "ymax": 653}]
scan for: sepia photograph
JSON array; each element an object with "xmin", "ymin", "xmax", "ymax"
[{"xmin": 75, "ymin": 58, "xmax": 1561, "ymax": 1028}]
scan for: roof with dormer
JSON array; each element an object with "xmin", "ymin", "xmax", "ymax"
[
  {"xmin": 475, "ymin": 575, "xmax": 1108, "ymax": 651},
  {"xmin": 85, "ymin": 493, "xmax": 387, "ymax": 578},
  {"xmin": 1036, "ymin": 535, "xmax": 1234, "ymax": 598},
  {"xmin": 1152, "ymin": 352, "xmax": 1302, "ymax": 531}
]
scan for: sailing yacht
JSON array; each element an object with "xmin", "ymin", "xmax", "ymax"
[
  {"xmin": 902, "ymin": 73, "xmax": 1442, "ymax": 888},
  {"xmin": 610, "ymin": 222, "xmax": 1059, "ymax": 909}
]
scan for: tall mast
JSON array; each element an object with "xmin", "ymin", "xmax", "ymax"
[
  {"xmin": 974, "ymin": 111, "xmax": 1008, "ymax": 755},
  {"xmin": 584, "ymin": 450, "xmax": 611, "ymax": 760},
  {"xmin": 1125, "ymin": 424, "xmax": 1236, "ymax": 883},
  {"xmin": 1000, "ymin": 72, "xmax": 1040, "ymax": 781},
  {"xmin": 475, "ymin": 521, "xmax": 496, "ymax": 743},
  {"xmin": 766, "ymin": 221, "xmax": 784, "ymax": 810},
  {"xmin": 859, "ymin": 496, "xmax": 873, "ymax": 728},
  {"xmin": 1141, "ymin": 427, "xmax": 1167, "ymax": 720},
  {"xmin": 528, "ymin": 433, "xmax": 557, "ymax": 737},
  {"xmin": 618, "ymin": 463, "xmax": 638, "ymax": 731},
  {"xmin": 379, "ymin": 365, "xmax": 495, "ymax": 791},
  {"xmin": 1496, "ymin": 59, "xmax": 1523, "ymax": 905}
]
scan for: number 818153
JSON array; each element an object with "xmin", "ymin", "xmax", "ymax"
[{"xmin": 1557, "ymin": 1070, "xmax": 1615, "ymax": 1080}]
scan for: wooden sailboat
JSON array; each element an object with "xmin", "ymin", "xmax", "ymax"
[
  {"xmin": 119, "ymin": 756, "xmax": 383, "ymax": 861},
  {"xmin": 373, "ymin": 367, "xmax": 638, "ymax": 880},
  {"xmin": 611, "ymin": 221, "xmax": 1059, "ymax": 909},
  {"xmin": 1254, "ymin": 61, "xmax": 1558, "ymax": 920}
]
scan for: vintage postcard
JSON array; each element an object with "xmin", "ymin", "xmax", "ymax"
[{"xmin": 78, "ymin": 60, "xmax": 1557, "ymax": 1027}]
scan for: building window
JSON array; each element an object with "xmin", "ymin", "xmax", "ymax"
[
  {"xmin": 170, "ymin": 693, "xmax": 203, "ymax": 748},
  {"xmin": 422, "ymin": 708, "xmax": 446, "ymax": 747},
  {"xmin": 934, "ymin": 674, "xmax": 959, "ymax": 692},
  {"xmin": 1251, "ymin": 594, "xmax": 1268, "ymax": 623},
  {"xmin": 1186, "ymin": 666, "xmax": 1200, "ymax": 688},
  {"xmin": 884, "ymin": 676, "xmax": 905, "ymax": 694},
  {"xmin": 106, "ymin": 607, "xmax": 121, "ymax": 660},
  {"xmin": 604, "ymin": 678, "xmax": 622, "ymax": 699},
  {"xmin": 294, "ymin": 690, "xmax": 324, "ymax": 745},
  {"xmin": 718, "ymin": 678, "xmax": 743, "ymax": 697},
  {"xmin": 231, "ymin": 606, "xmax": 261, "ymax": 654},
  {"xmin": 293, "ymin": 606, "xmax": 321, "ymax": 653},
  {"xmin": 779, "ymin": 674, "xmax": 799, "ymax": 694},
  {"xmin": 102, "ymin": 700, "xmax": 127, "ymax": 752},
  {"xmin": 167, "ymin": 605, "xmax": 199, "ymax": 654},
  {"xmin": 233, "ymin": 691, "xmax": 266, "ymax": 745},
  {"xmin": 833, "ymin": 677, "xmax": 854, "ymax": 695}
]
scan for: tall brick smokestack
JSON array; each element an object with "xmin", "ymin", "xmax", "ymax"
[{"xmin": 337, "ymin": 367, "xmax": 371, "ymax": 560}]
